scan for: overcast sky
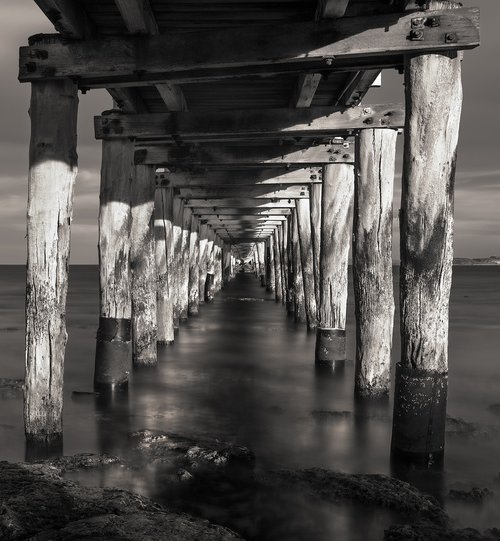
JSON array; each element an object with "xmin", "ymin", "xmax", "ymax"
[{"xmin": 0, "ymin": 0, "xmax": 498, "ymax": 263}]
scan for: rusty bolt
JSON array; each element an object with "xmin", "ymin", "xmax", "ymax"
[
  {"xmin": 329, "ymin": 157, "xmax": 336, "ymax": 162},
  {"xmin": 363, "ymin": 118, "xmax": 374, "ymax": 125},
  {"xmin": 411, "ymin": 17, "xmax": 425, "ymax": 29},
  {"xmin": 363, "ymin": 107, "xmax": 372, "ymax": 115},
  {"xmin": 445, "ymin": 33, "xmax": 457, "ymax": 43},
  {"xmin": 325, "ymin": 57, "xmax": 334, "ymax": 66},
  {"xmin": 410, "ymin": 29, "xmax": 424, "ymax": 41},
  {"xmin": 427, "ymin": 16, "xmax": 440, "ymax": 27}
]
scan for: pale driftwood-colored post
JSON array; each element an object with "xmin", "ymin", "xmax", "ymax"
[
  {"xmin": 25, "ymin": 80, "xmax": 78, "ymax": 442},
  {"xmin": 266, "ymin": 237, "xmax": 275, "ymax": 293},
  {"xmin": 291, "ymin": 209, "xmax": 307, "ymax": 323},
  {"xmin": 155, "ymin": 184, "xmax": 175, "ymax": 344},
  {"xmin": 205, "ymin": 229, "xmax": 216, "ymax": 301},
  {"xmin": 316, "ymin": 164, "xmax": 354, "ymax": 364},
  {"xmin": 257, "ymin": 242, "xmax": 266, "ymax": 287},
  {"xmin": 223, "ymin": 242, "xmax": 232, "ymax": 286},
  {"xmin": 130, "ymin": 164, "xmax": 157, "ymax": 366},
  {"xmin": 282, "ymin": 219, "xmax": 293, "ymax": 313},
  {"xmin": 94, "ymin": 138, "xmax": 134, "ymax": 389},
  {"xmin": 188, "ymin": 214, "xmax": 200, "ymax": 315},
  {"xmin": 295, "ymin": 198, "xmax": 318, "ymax": 330},
  {"xmin": 310, "ymin": 183, "xmax": 322, "ymax": 309},
  {"xmin": 214, "ymin": 237, "xmax": 223, "ymax": 292},
  {"xmin": 392, "ymin": 4, "xmax": 462, "ymax": 463},
  {"xmin": 171, "ymin": 196, "xmax": 184, "ymax": 327},
  {"xmin": 198, "ymin": 223, "xmax": 209, "ymax": 303},
  {"xmin": 353, "ymin": 129, "xmax": 397, "ymax": 396},
  {"xmin": 273, "ymin": 230, "xmax": 283, "ymax": 302},
  {"xmin": 278, "ymin": 225, "xmax": 287, "ymax": 304},
  {"xmin": 179, "ymin": 205, "xmax": 192, "ymax": 321}
]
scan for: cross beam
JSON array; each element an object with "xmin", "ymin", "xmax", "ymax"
[
  {"xmin": 20, "ymin": 8, "xmax": 479, "ymax": 86},
  {"xmin": 95, "ymin": 105, "xmax": 403, "ymax": 140},
  {"xmin": 178, "ymin": 186, "xmax": 310, "ymax": 199},
  {"xmin": 184, "ymin": 199, "xmax": 296, "ymax": 208}
]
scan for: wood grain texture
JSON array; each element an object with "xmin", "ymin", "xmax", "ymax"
[
  {"xmin": 309, "ymin": 182, "xmax": 322, "ymax": 309},
  {"xmin": 178, "ymin": 205, "xmax": 192, "ymax": 320},
  {"xmin": 20, "ymin": 8, "xmax": 480, "ymax": 84},
  {"xmin": 266, "ymin": 237, "xmax": 275, "ymax": 293},
  {"xmin": 188, "ymin": 214, "xmax": 200, "ymax": 315},
  {"xmin": 291, "ymin": 209, "xmax": 306, "ymax": 323},
  {"xmin": 171, "ymin": 197, "xmax": 184, "ymax": 325},
  {"xmin": 318, "ymin": 164, "xmax": 354, "ymax": 329},
  {"xmin": 154, "ymin": 185, "xmax": 174, "ymax": 343},
  {"xmin": 273, "ymin": 230, "xmax": 283, "ymax": 302},
  {"xmin": 353, "ymin": 129, "xmax": 396, "ymax": 396},
  {"xmin": 130, "ymin": 164, "xmax": 157, "ymax": 365},
  {"xmin": 296, "ymin": 198, "xmax": 318, "ymax": 329},
  {"xmin": 25, "ymin": 79, "xmax": 78, "ymax": 439},
  {"xmin": 197, "ymin": 223, "xmax": 209, "ymax": 304}
]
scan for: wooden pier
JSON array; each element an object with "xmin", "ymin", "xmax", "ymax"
[{"xmin": 21, "ymin": 0, "xmax": 479, "ymax": 465}]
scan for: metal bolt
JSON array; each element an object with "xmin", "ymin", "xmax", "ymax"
[
  {"xmin": 363, "ymin": 107, "xmax": 372, "ymax": 115},
  {"xmin": 445, "ymin": 33, "xmax": 457, "ymax": 43},
  {"xmin": 410, "ymin": 29, "xmax": 425, "ymax": 41},
  {"xmin": 411, "ymin": 17, "xmax": 425, "ymax": 29},
  {"xmin": 427, "ymin": 16, "xmax": 440, "ymax": 27},
  {"xmin": 343, "ymin": 154, "xmax": 350, "ymax": 159},
  {"xmin": 325, "ymin": 57, "xmax": 334, "ymax": 66}
]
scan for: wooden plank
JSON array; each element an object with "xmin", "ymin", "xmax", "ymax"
[
  {"xmin": 291, "ymin": 73, "xmax": 323, "ymax": 108},
  {"xmin": 95, "ymin": 105, "xmax": 404, "ymax": 140},
  {"xmin": 184, "ymin": 198, "xmax": 296, "ymax": 208},
  {"xmin": 33, "ymin": 0, "xmax": 94, "ymax": 38},
  {"xmin": 115, "ymin": 0, "xmax": 159, "ymax": 34},
  {"xmin": 335, "ymin": 69, "xmax": 382, "ymax": 107},
  {"xmin": 192, "ymin": 208, "xmax": 291, "ymax": 216},
  {"xmin": 108, "ymin": 87, "xmax": 149, "ymax": 113},
  {"xmin": 316, "ymin": 0, "xmax": 351, "ymax": 20},
  {"xmin": 19, "ymin": 8, "xmax": 480, "ymax": 85},
  {"xmin": 136, "ymin": 143, "xmax": 354, "ymax": 166},
  {"xmin": 178, "ymin": 186, "xmax": 309, "ymax": 199},
  {"xmin": 156, "ymin": 83, "xmax": 188, "ymax": 112},
  {"xmin": 161, "ymin": 168, "xmax": 322, "ymax": 186}
]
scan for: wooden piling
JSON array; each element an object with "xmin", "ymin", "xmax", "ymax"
[
  {"xmin": 266, "ymin": 237, "xmax": 275, "ymax": 293},
  {"xmin": 94, "ymin": 138, "xmax": 134, "ymax": 389},
  {"xmin": 316, "ymin": 164, "xmax": 354, "ymax": 364},
  {"xmin": 295, "ymin": 198, "xmax": 318, "ymax": 330},
  {"xmin": 278, "ymin": 225, "xmax": 287, "ymax": 304},
  {"xmin": 205, "ymin": 229, "xmax": 216, "ymax": 301},
  {"xmin": 273, "ymin": 231, "xmax": 283, "ymax": 302},
  {"xmin": 188, "ymin": 214, "xmax": 200, "ymax": 315},
  {"xmin": 171, "ymin": 196, "xmax": 184, "ymax": 327},
  {"xmin": 392, "ymin": 2, "xmax": 463, "ymax": 464},
  {"xmin": 310, "ymin": 183, "xmax": 322, "ymax": 309},
  {"xmin": 130, "ymin": 164, "xmax": 157, "ymax": 366},
  {"xmin": 179, "ymin": 205, "xmax": 192, "ymax": 321},
  {"xmin": 198, "ymin": 223, "xmax": 210, "ymax": 303},
  {"xmin": 291, "ymin": 210, "xmax": 307, "ymax": 323},
  {"xmin": 257, "ymin": 242, "xmax": 266, "ymax": 287},
  {"xmin": 25, "ymin": 79, "xmax": 78, "ymax": 441},
  {"xmin": 154, "ymin": 184, "xmax": 175, "ymax": 344},
  {"xmin": 353, "ymin": 129, "xmax": 397, "ymax": 396}
]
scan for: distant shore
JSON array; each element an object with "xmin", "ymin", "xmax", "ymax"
[{"xmin": 453, "ymin": 256, "xmax": 500, "ymax": 266}]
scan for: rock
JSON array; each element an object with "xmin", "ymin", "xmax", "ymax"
[
  {"xmin": 448, "ymin": 488, "xmax": 494, "ymax": 503},
  {"xmin": 0, "ymin": 378, "xmax": 23, "ymax": 399},
  {"xmin": 385, "ymin": 521, "xmax": 500, "ymax": 540},
  {"xmin": 269, "ymin": 468, "xmax": 447, "ymax": 525},
  {"xmin": 47, "ymin": 453, "xmax": 124, "ymax": 472},
  {"xmin": 0, "ymin": 460, "xmax": 241, "ymax": 540},
  {"xmin": 446, "ymin": 416, "xmax": 500, "ymax": 441},
  {"xmin": 177, "ymin": 469, "xmax": 194, "ymax": 482}
]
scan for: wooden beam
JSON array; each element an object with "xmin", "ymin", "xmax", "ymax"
[
  {"xmin": 158, "ymin": 168, "xmax": 322, "ymax": 186},
  {"xmin": 95, "ymin": 105, "xmax": 404, "ymax": 140},
  {"xmin": 33, "ymin": 0, "xmax": 94, "ymax": 38},
  {"xmin": 291, "ymin": 73, "xmax": 323, "ymax": 108},
  {"xmin": 184, "ymin": 199, "xmax": 296, "ymax": 208},
  {"xmin": 192, "ymin": 208, "xmax": 291, "ymax": 216},
  {"xmin": 136, "ymin": 143, "xmax": 354, "ymax": 166},
  {"xmin": 20, "ymin": 8, "xmax": 480, "ymax": 85},
  {"xmin": 336, "ymin": 69, "xmax": 382, "ymax": 107},
  {"xmin": 156, "ymin": 83, "xmax": 188, "ymax": 112},
  {"xmin": 178, "ymin": 186, "xmax": 309, "ymax": 199},
  {"xmin": 108, "ymin": 87, "xmax": 149, "ymax": 114}
]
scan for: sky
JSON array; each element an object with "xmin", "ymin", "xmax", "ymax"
[{"xmin": 0, "ymin": 0, "xmax": 498, "ymax": 263}]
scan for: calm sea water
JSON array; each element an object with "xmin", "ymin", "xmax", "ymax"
[{"xmin": 0, "ymin": 265, "xmax": 499, "ymax": 539}]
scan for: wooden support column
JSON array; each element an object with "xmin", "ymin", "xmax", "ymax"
[
  {"xmin": 316, "ymin": 164, "xmax": 354, "ymax": 364},
  {"xmin": 188, "ymin": 214, "xmax": 200, "ymax": 315},
  {"xmin": 257, "ymin": 242, "xmax": 266, "ymax": 287},
  {"xmin": 392, "ymin": 0, "xmax": 463, "ymax": 464},
  {"xmin": 171, "ymin": 196, "xmax": 184, "ymax": 327},
  {"xmin": 198, "ymin": 223, "xmax": 209, "ymax": 304},
  {"xmin": 223, "ymin": 242, "xmax": 232, "ymax": 286},
  {"xmin": 353, "ymin": 129, "xmax": 397, "ymax": 396},
  {"xmin": 291, "ymin": 209, "xmax": 306, "ymax": 323},
  {"xmin": 154, "ymin": 183, "xmax": 175, "ymax": 344},
  {"xmin": 266, "ymin": 237, "xmax": 275, "ymax": 293},
  {"xmin": 310, "ymin": 183, "xmax": 322, "ymax": 309},
  {"xmin": 205, "ymin": 229, "xmax": 216, "ymax": 301},
  {"xmin": 179, "ymin": 205, "xmax": 192, "ymax": 321},
  {"xmin": 214, "ymin": 237, "xmax": 223, "ymax": 293},
  {"xmin": 295, "ymin": 199, "xmax": 318, "ymax": 330},
  {"xmin": 94, "ymin": 137, "xmax": 134, "ymax": 390},
  {"xmin": 273, "ymin": 230, "xmax": 283, "ymax": 302},
  {"xmin": 277, "ymin": 225, "xmax": 287, "ymax": 304},
  {"xmin": 130, "ymin": 164, "xmax": 157, "ymax": 366},
  {"xmin": 281, "ymin": 219, "xmax": 293, "ymax": 312},
  {"xmin": 25, "ymin": 79, "xmax": 78, "ymax": 442}
]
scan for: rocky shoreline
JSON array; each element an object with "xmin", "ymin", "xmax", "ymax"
[{"xmin": 2, "ymin": 430, "xmax": 500, "ymax": 540}]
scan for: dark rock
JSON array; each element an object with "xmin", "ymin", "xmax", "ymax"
[
  {"xmin": 269, "ymin": 468, "xmax": 447, "ymax": 525},
  {"xmin": 47, "ymin": 453, "xmax": 124, "ymax": 472},
  {"xmin": 385, "ymin": 521, "xmax": 500, "ymax": 540},
  {"xmin": 448, "ymin": 488, "xmax": 494, "ymax": 503},
  {"xmin": 0, "ymin": 460, "xmax": 241, "ymax": 540},
  {"xmin": 446, "ymin": 416, "xmax": 500, "ymax": 441}
]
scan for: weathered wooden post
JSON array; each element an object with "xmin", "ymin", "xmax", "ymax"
[
  {"xmin": 214, "ymin": 237, "xmax": 223, "ymax": 292},
  {"xmin": 94, "ymin": 137, "xmax": 134, "ymax": 390},
  {"xmin": 310, "ymin": 183, "xmax": 322, "ymax": 308},
  {"xmin": 154, "ymin": 182, "xmax": 175, "ymax": 344},
  {"xmin": 295, "ymin": 199, "xmax": 318, "ymax": 330},
  {"xmin": 179, "ymin": 205, "xmax": 192, "ymax": 321},
  {"xmin": 171, "ymin": 196, "xmax": 184, "ymax": 327},
  {"xmin": 316, "ymin": 164, "xmax": 354, "ymax": 365},
  {"xmin": 273, "ymin": 230, "xmax": 283, "ymax": 302},
  {"xmin": 392, "ymin": 0, "xmax": 464, "ymax": 464},
  {"xmin": 291, "ymin": 210, "xmax": 306, "ymax": 323},
  {"xmin": 277, "ymin": 224, "xmax": 287, "ymax": 304},
  {"xmin": 257, "ymin": 242, "xmax": 266, "ymax": 287},
  {"xmin": 266, "ymin": 237, "xmax": 275, "ymax": 293},
  {"xmin": 25, "ymin": 79, "xmax": 78, "ymax": 442},
  {"xmin": 205, "ymin": 228, "xmax": 216, "ymax": 301},
  {"xmin": 130, "ymin": 164, "xmax": 157, "ymax": 366},
  {"xmin": 282, "ymin": 219, "xmax": 293, "ymax": 313},
  {"xmin": 223, "ymin": 242, "xmax": 232, "ymax": 286},
  {"xmin": 188, "ymin": 214, "xmax": 200, "ymax": 316},
  {"xmin": 198, "ymin": 223, "xmax": 210, "ymax": 304},
  {"xmin": 353, "ymin": 129, "xmax": 397, "ymax": 396}
]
